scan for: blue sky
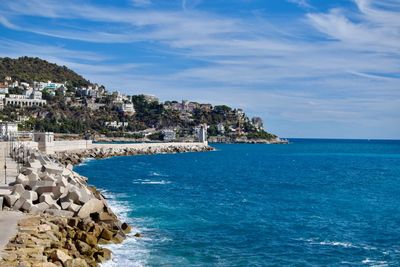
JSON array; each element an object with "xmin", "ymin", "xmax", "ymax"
[{"xmin": 0, "ymin": 0, "xmax": 399, "ymax": 139}]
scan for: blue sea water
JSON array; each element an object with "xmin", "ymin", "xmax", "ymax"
[{"xmin": 75, "ymin": 139, "xmax": 400, "ymax": 266}]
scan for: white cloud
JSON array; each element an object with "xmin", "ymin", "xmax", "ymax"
[
  {"xmin": 287, "ymin": 0, "xmax": 312, "ymax": 9},
  {"xmin": 131, "ymin": 0, "xmax": 152, "ymax": 7},
  {"xmin": 0, "ymin": 0, "xmax": 398, "ymax": 138}
]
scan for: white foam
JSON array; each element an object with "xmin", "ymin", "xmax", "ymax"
[
  {"xmin": 318, "ymin": 241, "xmax": 356, "ymax": 248},
  {"xmin": 77, "ymin": 157, "xmax": 95, "ymax": 166},
  {"xmin": 132, "ymin": 179, "xmax": 171, "ymax": 185},
  {"xmin": 362, "ymin": 258, "xmax": 388, "ymax": 267},
  {"xmin": 99, "ymin": 190, "xmax": 151, "ymax": 267}
]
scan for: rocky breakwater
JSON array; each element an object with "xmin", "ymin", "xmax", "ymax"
[
  {"xmin": 0, "ymin": 149, "xmax": 132, "ymax": 266},
  {"xmin": 54, "ymin": 143, "xmax": 214, "ymax": 165}
]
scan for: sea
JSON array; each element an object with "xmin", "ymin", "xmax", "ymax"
[{"xmin": 74, "ymin": 139, "xmax": 400, "ymax": 267}]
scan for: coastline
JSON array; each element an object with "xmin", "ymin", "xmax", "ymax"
[{"xmin": 0, "ymin": 142, "xmax": 213, "ymax": 266}]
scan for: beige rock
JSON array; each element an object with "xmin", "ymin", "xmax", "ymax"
[
  {"xmin": 51, "ymin": 249, "xmax": 72, "ymax": 265},
  {"xmin": 77, "ymin": 198, "xmax": 104, "ymax": 218}
]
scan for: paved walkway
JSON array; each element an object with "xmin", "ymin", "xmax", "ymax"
[
  {"xmin": 0, "ymin": 142, "xmax": 18, "ymax": 185},
  {"xmin": 0, "ymin": 211, "xmax": 25, "ymax": 258}
]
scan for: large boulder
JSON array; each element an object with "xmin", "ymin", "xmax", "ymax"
[
  {"xmin": 12, "ymin": 184, "xmax": 25, "ymax": 195},
  {"xmin": 27, "ymin": 160, "xmax": 42, "ymax": 170},
  {"xmin": 12, "ymin": 198, "xmax": 26, "ymax": 211},
  {"xmin": 39, "ymin": 193, "xmax": 56, "ymax": 205},
  {"xmin": 4, "ymin": 194, "xmax": 19, "ymax": 207},
  {"xmin": 16, "ymin": 174, "xmax": 29, "ymax": 186},
  {"xmin": 42, "ymin": 164, "xmax": 64, "ymax": 175},
  {"xmin": 21, "ymin": 190, "xmax": 38, "ymax": 202},
  {"xmin": 68, "ymin": 203, "xmax": 81, "ymax": 213},
  {"xmin": 77, "ymin": 198, "xmax": 104, "ymax": 218},
  {"xmin": 45, "ymin": 209, "xmax": 74, "ymax": 217},
  {"xmin": 36, "ymin": 202, "xmax": 50, "ymax": 212},
  {"xmin": 22, "ymin": 201, "xmax": 34, "ymax": 212},
  {"xmin": 50, "ymin": 249, "xmax": 72, "ymax": 265}
]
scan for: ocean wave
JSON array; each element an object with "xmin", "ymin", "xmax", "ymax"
[
  {"xmin": 362, "ymin": 258, "xmax": 388, "ymax": 267},
  {"xmin": 149, "ymin": 171, "xmax": 168, "ymax": 177},
  {"xmin": 76, "ymin": 157, "xmax": 95, "ymax": 166},
  {"xmin": 99, "ymin": 190, "xmax": 151, "ymax": 267},
  {"xmin": 132, "ymin": 179, "xmax": 171, "ymax": 185},
  {"xmin": 318, "ymin": 241, "xmax": 357, "ymax": 248}
]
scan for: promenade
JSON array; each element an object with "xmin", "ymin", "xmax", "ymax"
[{"xmin": 0, "ymin": 142, "xmax": 18, "ymax": 186}]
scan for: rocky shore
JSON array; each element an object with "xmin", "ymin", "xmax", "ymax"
[
  {"xmin": 53, "ymin": 144, "xmax": 214, "ymax": 165},
  {"xmin": 0, "ymin": 143, "xmax": 213, "ymax": 266},
  {"xmin": 0, "ymin": 147, "xmax": 132, "ymax": 267}
]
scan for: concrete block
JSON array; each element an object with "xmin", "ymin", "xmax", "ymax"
[
  {"xmin": 0, "ymin": 196, "xmax": 3, "ymax": 211},
  {"xmin": 45, "ymin": 209, "xmax": 74, "ymax": 218},
  {"xmin": 42, "ymin": 164, "xmax": 63, "ymax": 175},
  {"xmin": 36, "ymin": 202, "xmax": 50, "ymax": 212},
  {"xmin": 28, "ymin": 160, "xmax": 42, "ymax": 170},
  {"xmin": 52, "ymin": 186, "xmax": 66, "ymax": 199},
  {"xmin": 61, "ymin": 200, "xmax": 72, "ymax": 210},
  {"xmin": 4, "ymin": 194, "xmax": 19, "ymax": 207},
  {"xmin": 68, "ymin": 187, "xmax": 82, "ymax": 204},
  {"xmin": 16, "ymin": 174, "xmax": 29, "ymax": 186},
  {"xmin": 68, "ymin": 203, "xmax": 81, "ymax": 213},
  {"xmin": 49, "ymin": 203, "xmax": 61, "ymax": 210},
  {"xmin": 13, "ymin": 198, "xmax": 25, "ymax": 211},
  {"xmin": 39, "ymin": 193, "xmax": 56, "ymax": 205},
  {"xmin": 29, "ymin": 205, "xmax": 41, "ymax": 214},
  {"xmin": 22, "ymin": 200, "xmax": 34, "ymax": 211},
  {"xmin": 77, "ymin": 198, "xmax": 104, "ymax": 218},
  {"xmin": 62, "ymin": 168, "xmax": 73, "ymax": 177},
  {"xmin": 56, "ymin": 176, "xmax": 69, "ymax": 188},
  {"xmin": 41, "ymin": 173, "xmax": 56, "ymax": 182},
  {"xmin": 20, "ymin": 167, "xmax": 35, "ymax": 175},
  {"xmin": 30, "ymin": 180, "xmax": 56, "ymax": 191},
  {"xmin": 35, "ymin": 186, "xmax": 57, "ymax": 195},
  {"xmin": 21, "ymin": 190, "xmax": 38, "ymax": 202},
  {"xmin": 28, "ymin": 172, "xmax": 39, "ymax": 181},
  {"xmin": 12, "ymin": 184, "xmax": 25, "ymax": 196}
]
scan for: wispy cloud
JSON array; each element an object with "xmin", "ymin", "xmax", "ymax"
[
  {"xmin": 0, "ymin": 0, "xmax": 398, "ymax": 138},
  {"xmin": 287, "ymin": 0, "xmax": 312, "ymax": 9},
  {"xmin": 131, "ymin": 0, "xmax": 152, "ymax": 7}
]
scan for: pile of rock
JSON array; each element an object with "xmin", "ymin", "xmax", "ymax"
[
  {"xmin": 0, "ymin": 147, "xmax": 132, "ymax": 266},
  {"xmin": 0, "ymin": 214, "xmax": 131, "ymax": 266},
  {"xmin": 55, "ymin": 144, "xmax": 214, "ymax": 165},
  {"xmin": 1, "ymin": 151, "xmax": 107, "ymax": 220}
]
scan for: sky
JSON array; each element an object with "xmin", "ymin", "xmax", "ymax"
[{"xmin": 0, "ymin": 0, "xmax": 399, "ymax": 139}]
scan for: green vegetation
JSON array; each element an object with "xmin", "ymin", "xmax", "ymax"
[{"xmin": 0, "ymin": 57, "xmax": 90, "ymax": 87}]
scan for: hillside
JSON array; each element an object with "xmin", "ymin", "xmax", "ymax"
[
  {"xmin": 0, "ymin": 57, "xmax": 281, "ymax": 143},
  {"xmin": 0, "ymin": 57, "xmax": 91, "ymax": 87}
]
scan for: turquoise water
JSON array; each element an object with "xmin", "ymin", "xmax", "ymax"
[{"xmin": 75, "ymin": 139, "xmax": 400, "ymax": 266}]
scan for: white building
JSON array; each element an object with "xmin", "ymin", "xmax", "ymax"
[
  {"xmin": 0, "ymin": 122, "xmax": 18, "ymax": 139},
  {"xmin": 37, "ymin": 81, "xmax": 65, "ymax": 91},
  {"xmin": 116, "ymin": 102, "xmax": 135, "ymax": 115},
  {"xmin": 162, "ymin": 129, "xmax": 176, "ymax": 142},
  {"xmin": 5, "ymin": 98, "xmax": 46, "ymax": 107},
  {"xmin": 104, "ymin": 121, "xmax": 129, "ymax": 128},
  {"xmin": 217, "ymin": 123, "xmax": 225, "ymax": 134}
]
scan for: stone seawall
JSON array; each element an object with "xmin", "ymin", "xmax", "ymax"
[{"xmin": 54, "ymin": 143, "xmax": 214, "ymax": 165}]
